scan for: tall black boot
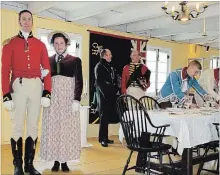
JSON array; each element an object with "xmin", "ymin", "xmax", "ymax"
[
  {"xmin": 11, "ymin": 137, "xmax": 24, "ymax": 175},
  {"xmin": 24, "ymin": 137, "xmax": 41, "ymax": 175}
]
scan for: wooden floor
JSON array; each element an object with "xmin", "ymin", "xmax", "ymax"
[{"xmin": 1, "ymin": 136, "xmax": 214, "ymax": 175}]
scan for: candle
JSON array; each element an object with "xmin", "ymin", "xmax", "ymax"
[
  {"xmin": 172, "ymin": 5, "xmax": 175, "ymax": 15},
  {"xmin": 196, "ymin": 4, "xmax": 199, "ymax": 12},
  {"xmin": 164, "ymin": 1, "xmax": 168, "ymax": 8}
]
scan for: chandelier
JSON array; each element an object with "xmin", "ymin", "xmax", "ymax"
[{"xmin": 161, "ymin": 1, "xmax": 208, "ymax": 22}]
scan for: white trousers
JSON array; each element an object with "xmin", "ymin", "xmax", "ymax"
[
  {"xmin": 9, "ymin": 78, "xmax": 43, "ymax": 141},
  {"xmin": 126, "ymin": 86, "xmax": 145, "ymax": 110},
  {"xmin": 127, "ymin": 86, "xmax": 145, "ymax": 100}
]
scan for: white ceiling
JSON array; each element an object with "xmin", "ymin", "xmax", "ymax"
[{"xmin": 2, "ymin": 1, "xmax": 220, "ymax": 49}]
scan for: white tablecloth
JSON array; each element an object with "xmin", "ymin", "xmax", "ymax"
[
  {"xmin": 118, "ymin": 108, "xmax": 219, "ymax": 154},
  {"xmin": 80, "ymin": 106, "xmax": 93, "ymax": 148}
]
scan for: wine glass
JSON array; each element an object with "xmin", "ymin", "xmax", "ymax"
[
  {"xmin": 184, "ymin": 95, "xmax": 193, "ymax": 109},
  {"xmin": 203, "ymin": 95, "xmax": 212, "ymax": 107},
  {"xmin": 209, "ymin": 97, "xmax": 217, "ymax": 107},
  {"xmin": 170, "ymin": 95, "xmax": 177, "ymax": 108}
]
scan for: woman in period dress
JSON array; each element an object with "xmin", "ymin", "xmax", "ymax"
[{"xmin": 40, "ymin": 31, "xmax": 83, "ymax": 172}]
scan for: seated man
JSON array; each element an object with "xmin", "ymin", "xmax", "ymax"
[
  {"xmin": 195, "ymin": 67, "xmax": 220, "ymax": 107},
  {"xmin": 157, "ymin": 60, "xmax": 208, "ymax": 109}
]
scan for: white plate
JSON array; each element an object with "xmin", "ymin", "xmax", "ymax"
[{"xmin": 166, "ymin": 108, "xmax": 184, "ymax": 112}]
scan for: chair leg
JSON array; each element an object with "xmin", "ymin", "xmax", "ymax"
[
  {"xmin": 167, "ymin": 150, "xmax": 175, "ymax": 175},
  {"xmin": 122, "ymin": 150, "xmax": 133, "ymax": 175},
  {"xmin": 159, "ymin": 151, "xmax": 163, "ymax": 166},
  {"xmin": 216, "ymin": 158, "xmax": 219, "ymax": 174},
  {"xmin": 197, "ymin": 147, "xmax": 200, "ymax": 156},
  {"xmin": 197, "ymin": 146, "xmax": 209, "ymax": 175},
  {"xmin": 147, "ymin": 152, "xmax": 151, "ymax": 175},
  {"xmin": 197, "ymin": 162, "xmax": 204, "ymax": 175}
]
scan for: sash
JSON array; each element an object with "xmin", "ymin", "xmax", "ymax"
[{"xmin": 126, "ymin": 65, "xmax": 143, "ymax": 89}]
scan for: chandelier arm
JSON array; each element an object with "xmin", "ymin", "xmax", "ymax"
[
  {"xmin": 161, "ymin": 7, "xmax": 170, "ymax": 15},
  {"xmin": 197, "ymin": 7, "xmax": 207, "ymax": 15},
  {"xmin": 164, "ymin": 11, "xmax": 173, "ymax": 15},
  {"xmin": 189, "ymin": 6, "xmax": 207, "ymax": 18},
  {"xmin": 174, "ymin": 15, "xmax": 179, "ymax": 20},
  {"xmin": 189, "ymin": 10, "xmax": 198, "ymax": 18},
  {"xmin": 172, "ymin": 11, "xmax": 179, "ymax": 20},
  {"xmin": 162, "ymin": 9, "xmax": 179, "ymax": 20},
  {"xmin": 189, "ymin": 13, "xmax": 195, "ymax": 19},
  {"xmin": 174, "ymin": 11, "xmax": 180, "ymax": 15}
]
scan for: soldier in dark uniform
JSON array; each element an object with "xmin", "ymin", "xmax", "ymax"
[{"xmin": 94, "ymin": 49, "xmax": 118, "ymax": 147}]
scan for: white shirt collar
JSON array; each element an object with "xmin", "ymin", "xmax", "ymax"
[
  {"xmin": 55, "ymin": 52, "xmax": 68, "ymax": 62},
  {"xmin": 20, "ymin": 30, "xmax": 30, "ymax": 40}
]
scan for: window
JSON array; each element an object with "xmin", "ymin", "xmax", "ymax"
[
  {"xmin": 210, "ymin": 56, "xmax": 220, "ymax": 69},
  {"xmin": 37, "ymin": 28, "xmax": 82, "ymax": 58},
  {"xmin": 188, "ymin": 57, "xmax": 220, "ymax": 72},
  {"xmin": 146, "ymin": 47, "xmax": 171, "ymax": 96}
]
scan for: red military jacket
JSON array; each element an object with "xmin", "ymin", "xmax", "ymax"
[
  {"xmin": 121, "ymin": 63, "xmax": 150, "ymax": 94},
  {"xmin": 1, "ymin": 31, "xmax": 51, "ymax": 101}
]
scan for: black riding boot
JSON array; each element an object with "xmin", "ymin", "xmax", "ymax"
[
  {"xmin": 24, "ymin": 137, "xmax": 41, "ymax": 175},
  {"xmin": 11, "ymin": 137, "xmax": 24, "ymax": 175}
]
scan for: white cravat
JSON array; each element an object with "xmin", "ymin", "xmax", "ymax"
[
  {"xmin": 181, "ymin": 80, "xmax": 188, "ymax": 93},
  {"xmin": 55, "ymin": 52, "xmax": 68, "ymax": 62},
  {"xmin": 21, "ymin": 30, "xmax": 29, "ymax": 40}
]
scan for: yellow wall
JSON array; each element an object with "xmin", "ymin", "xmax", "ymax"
[
  {"xmin": 1, "ymin": 9, "xmax": 219, "ymax": 144},
  {"xmin": 148, "ymin": 39, "xmax": 219, "ymax": 71}
]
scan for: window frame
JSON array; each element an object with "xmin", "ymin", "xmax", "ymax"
[
  {"xmin": 36, "ymin": 28, "xmax": 83, "ymax": 58},
  {"xmin": 146, "ymin": 45, "xmax": 171, "ymax": 96},
  {"xmin": 210, "ymin": 55, "xmax": 220, "ymax": 69},
  {"xmin": 188, "ymin": 56, "xmax": 220, "ymax": 73}
]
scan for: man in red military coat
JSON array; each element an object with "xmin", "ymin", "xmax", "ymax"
[
  {"xmin": 121, "ymin": 50, "xmax": 151, "ymax": 99},
  {"xmin": 1, "ymin": 10, "xmax": 51, "ymax": 175}
]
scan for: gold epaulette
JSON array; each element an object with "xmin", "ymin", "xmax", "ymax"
[{"xmin": 2, "ymin": 36, "xmax": 16, "ymax": 46}]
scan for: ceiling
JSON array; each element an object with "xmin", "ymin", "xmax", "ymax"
[{"xmin": 2, "ymin": 1, "xmax": 220, "ymax": 49}]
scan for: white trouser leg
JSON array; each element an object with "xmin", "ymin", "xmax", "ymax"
[
  {"xmin": 9, "ymin": 78, "xmax": 43, "ymax": 141},
  {"xmin": 9, "ymin": 92, "xmax": 28, "ymax": 141},
  {"xmin": 9, "ymin": 78, "xmax": 28, "ymax": 141},
  {"xmin": 26, "ymin": 78, "xmax": 43, "ymax": 140}
]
